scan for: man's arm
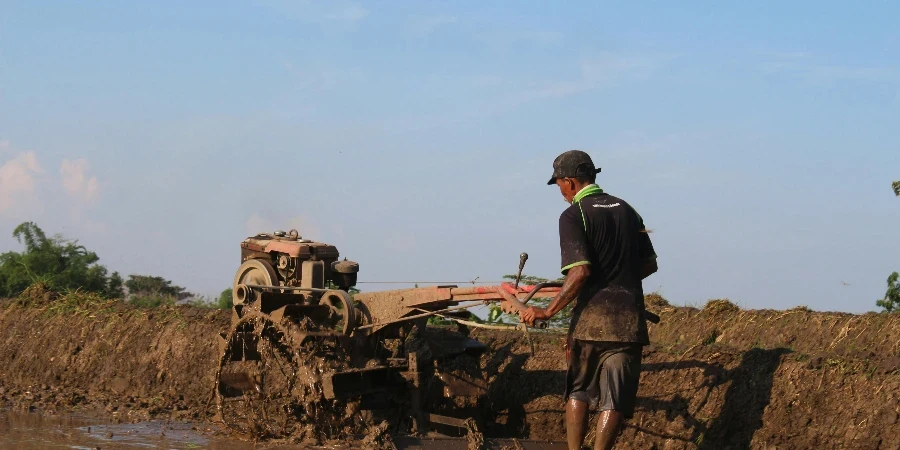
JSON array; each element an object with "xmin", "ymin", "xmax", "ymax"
[{"xmin": 521, "ymin": 264, "xmax": 590, "ymax": 325}]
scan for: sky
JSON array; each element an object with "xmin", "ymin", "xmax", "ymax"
[{"xmin": 1, "ymin": 1, "xmax": 898, "ymax": 314}]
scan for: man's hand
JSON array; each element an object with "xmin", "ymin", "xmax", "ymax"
[
  {"xmin": 521, "ymin": 306, "xmax": 551, "ymax": 325},
  {"xmin": 520, "ymin": 264, "xmax": 591, "ymax": 327}
]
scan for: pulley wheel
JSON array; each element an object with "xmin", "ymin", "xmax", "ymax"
[
  {"xmin": 322, "ymin": 290, "xmax": 356, "ymax": 336},
  {"xmin": 232, "ymin": 259, "xmax": 278, "ymax": 306}
]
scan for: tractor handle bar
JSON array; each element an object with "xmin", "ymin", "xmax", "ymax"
[{"xmin": 514, "ymin": 281, "xmax": 661, "ymax": 325}]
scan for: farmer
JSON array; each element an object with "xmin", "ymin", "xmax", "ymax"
[{"xmin": 522, "ymin": 150, "xmax": 658, "ymax": 450}]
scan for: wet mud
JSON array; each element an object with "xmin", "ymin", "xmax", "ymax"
[{"xmin": 0, "ymin": 295, "xmax": 898, "ymax": 449}]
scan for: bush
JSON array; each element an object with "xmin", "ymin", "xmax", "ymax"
[
  {"xmin": 876, "ymin": 272, "xmax": 900, "ymax": 313},
  {"xmin": 217, "ymin": 288, "xmax": 233, "ymax": 309}
]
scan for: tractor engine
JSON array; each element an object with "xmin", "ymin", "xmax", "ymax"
[{"xmin": 232, "ymin": 229, "xmax": 359, "ymax": 305}]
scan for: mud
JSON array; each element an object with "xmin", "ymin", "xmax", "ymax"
[{"xmin": 0, "ymin": 292, "xmax": 898, "ymax": 449}]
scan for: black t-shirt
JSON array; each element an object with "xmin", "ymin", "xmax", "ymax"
[{"xmin": 559, "ymin": 185, "xmax": 656, "ymax": 344}]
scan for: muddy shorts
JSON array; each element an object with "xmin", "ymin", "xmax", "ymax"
[{"xmin": 565, "ymin": 339, "xmax": 643, "ymax": 418}]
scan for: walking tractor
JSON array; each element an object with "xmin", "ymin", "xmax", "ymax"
[{"xmin": 213, "ymin": 229, "xmax": 659, "ymax": 445}]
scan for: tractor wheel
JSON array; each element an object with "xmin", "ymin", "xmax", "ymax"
[{"xmin": 214, "ymin": 311, "xmax": 299, "ymax": 439}]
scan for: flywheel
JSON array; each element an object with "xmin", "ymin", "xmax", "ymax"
[{"xmin": 232, "ymin": 259, "xmax": 278, "ymax": 306}]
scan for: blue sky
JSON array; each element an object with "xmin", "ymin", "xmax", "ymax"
[{"xmin": 1, "ymin": 1, "xmax": 898, "ymax": 313}]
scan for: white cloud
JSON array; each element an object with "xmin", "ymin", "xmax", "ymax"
[
  {"xmin": 325, "ymin": 4, "xmax": 368, "ymax": 23},
  {"xmin": 60, "ymin": 159, "xmax": 99, "ymax": 202},
  {"xmin": 0, "ymin": 151, "xmax": 44, "ymax": 213}
]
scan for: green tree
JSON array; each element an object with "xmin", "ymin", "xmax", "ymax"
[
  {"xmin": 105, "ymin": 271, "xmax": 125, "ymax": 299},
  {"xmin": 217, "ymin": 288, "xmax": 233, "ymax": 309},
  {"xmin": 876, "ymin": 272, "xmax": 900, "ymax": 313},
  {"xmin": 124, "ymin": 274, "xmax": 191, "ymax": 301},
  {"xmin": 124, "ymin": 274, "xmax": 192, "ymax": 307},
  {"xmin": 0, "ymin": 222, "xmax": 111, "ymax": 297},
  {"xmin": 880, "ymin": 182, "xmax": 900, "ymax": 312}
]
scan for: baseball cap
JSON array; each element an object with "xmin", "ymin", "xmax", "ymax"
[{"xmin": 547, "ymin": 150, "xmax": 601, "ymax": 185}]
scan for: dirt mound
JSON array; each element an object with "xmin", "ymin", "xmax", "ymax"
[{"xmin": 0, "ymin": 291, "xmax": 898, "ymax": 449}]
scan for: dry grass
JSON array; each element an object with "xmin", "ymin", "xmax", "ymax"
[
  {"xmin": 703, "ymin": 298, "xmax": 740, "ymax": 314},
  {"xmin": 6, "ymin": 283, "xmax": 189, "ymax": 325},
  {"xmin": 645, "ymin": 292, "xmax": 670, "ymax": 308}
]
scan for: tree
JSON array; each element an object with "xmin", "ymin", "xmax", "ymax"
[
  {"xmin": 876, "ymin": 272, "xmax": 900, "ymax": 313},
  {"xmin": 217, "ymin": 288, "xmax": 233, "ymax": 309},
  {"xmin": 0, "ymin": 222, "xmax": 111, "ymax": 297},
  {"xmin": 124, "ymin": 274, "xmax": 191, "ymax": 301},
  {"xmin": 106, "ymin": 272, "xmax": 125, "ymax": 299},
  {"xmin": 879, "ymin": 182, "xmax": 900, "ymax": 312},
  {"xmin": 123, "ymin": 274, "xmax": 193, "ymax": 308}
]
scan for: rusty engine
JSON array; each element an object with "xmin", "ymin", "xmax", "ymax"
[{"xmin": 215, "ymin": 229, "xmax": 563, "ymax": 440}]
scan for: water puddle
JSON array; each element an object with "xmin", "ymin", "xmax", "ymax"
[
  {"xmin": 0, "ymin": 410, "xmax": 564, "ymax": 449},
  {"xmin": 0, "ymin": 409, "xmax": 301, "ymax": 449}
]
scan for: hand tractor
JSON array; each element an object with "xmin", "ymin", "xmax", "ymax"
[{"xmin": 213, "ymin": 229, "xmax": 655, "ymax": 448}]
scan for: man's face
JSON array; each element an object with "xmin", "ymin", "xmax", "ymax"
[{"xmin": 556, "ymin": 178, "xmax": 578, "ymax": 204}]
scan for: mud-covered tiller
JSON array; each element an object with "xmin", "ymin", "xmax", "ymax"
[{"xmin": 213, "ymin": 229, "xmax": 658, "ymax": 446}]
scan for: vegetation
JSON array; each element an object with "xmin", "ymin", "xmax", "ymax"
[
  {"xmin": 876, "ymin": 272, "xmax": 899, "ymax": 313},
  {"xmin": 0, "ymin": 222, "xmax": 200, "ymax": 307},
  {"xmin": 484, "ymin": 274, "xmax": 571, "ymax": 328},
  {"xmin": 0, "ymin": 222, "xmax": 118, "ymax": 298},
  {"xmin": 218, "ymin": 288, "xmax": 233, "ymax": 309},
  {"xmin": 879, "ymin": 181, "xmax": 899, "ymax": 313}
]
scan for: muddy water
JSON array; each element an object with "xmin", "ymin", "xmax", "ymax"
[
  {"xmin": 0, "ymin": 410, "xmax": 321, "ymax": 449},
  {"xmin": 0, "ymin": 410, "xmax": 565, "ymax": 449}
]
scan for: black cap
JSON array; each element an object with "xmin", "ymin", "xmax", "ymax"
[{"xmin": 547, "ymin": 150, "xmax": 601, "ymax": 185}]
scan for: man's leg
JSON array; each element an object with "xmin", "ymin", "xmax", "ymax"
[
  {"xmin": 593, "ymin": 409, "xmax": 624, "ymax": 450},
  {"xmin": 564, "ymin": 339, "xmax": 601, "ymax": 450},
  {"xmin": 566, "ymin": 397, "xmax": 590, "ymax": 450},
  {"xmin": 593, "ymin": 344, "xmax": 642, "ymax": 450}
]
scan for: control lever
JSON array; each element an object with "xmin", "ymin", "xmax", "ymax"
[
  {"xmin": 514, "ymin": 252, "xmax": 528, "ymax": 289},
  {"xmin": 511, "ymin": 252, "xmax": 548, "ymax": 328}
]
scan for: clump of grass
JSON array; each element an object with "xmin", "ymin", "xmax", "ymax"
[
  {"xmin": 46, "ymin": 289, "xmax": 119, "ymax": 316},
  {"xmin": 13, "ymin": 283, "xmax": 118, "ymax": 316},
  {"xmin": 644, "ymin": 291, "xmax": 670, "ymax": 308},
  {"xmin": 702, "ymin": 329, "xmax": 721, "ymax": 346},
  {"xmin": 790, "ymin": 305, "xmax": 811, "ymax": 312},
  {"xmin": 704, "ymin": 298, "xmax": 739, "ymax": 314}
]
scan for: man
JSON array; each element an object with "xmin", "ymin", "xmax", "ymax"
[{"xmin": 522, "ymin": 150, "xmax": 658, "ymax": 450}]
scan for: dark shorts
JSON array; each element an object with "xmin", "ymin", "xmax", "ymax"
[{"xmin": 565, "ymin": 339, "xmax": 643, "ymax": 418}]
